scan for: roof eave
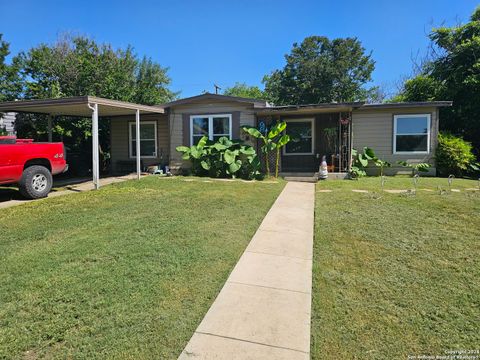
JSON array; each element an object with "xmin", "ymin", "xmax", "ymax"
[
  {"xmin": 360, "ymin": 101, "xmax": 453, "ymax": 109},
  {"xmin": 0, "ymin": 96, "xmax": 165, "ymax": 116}
]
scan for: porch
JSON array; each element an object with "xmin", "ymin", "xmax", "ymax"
[{"xmin": 256, "ymin": 103, "xmax": 359, "ymax": 177}]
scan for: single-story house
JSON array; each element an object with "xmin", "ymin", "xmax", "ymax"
[
  {"xmin": 0, "ymin": 94, "xmax": 452, "ymax": 185},
  {"xmin": 109, "ymin": 93, "xmax": 452, "ymax": 176},
  {"xmin": 0, "ymin": 112, "xmax": 16, "ymax": 135}
]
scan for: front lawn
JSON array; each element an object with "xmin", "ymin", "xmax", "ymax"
[
  {"xmin": 0, "ymin": 177, "xmax": 284, "ymax": 359},
  {"xmin": 312, "ymin": 177, "xmax": 480, "ymax": 359}
]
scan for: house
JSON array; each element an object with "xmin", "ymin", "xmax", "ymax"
[
  {"xmin": 0, "ymin": 94, "xmax": 452, "ymax": 182},
  {"xmin": 108, "ymin": 93, "xmax": 452, "ymax": 176},
  {"xmin": 0, "ymin": 112, "xmax": 16, "ymax": 135}
]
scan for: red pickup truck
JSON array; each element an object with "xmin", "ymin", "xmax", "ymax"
[{"xmin": 0, "ymin": 136, "xmax": 68, "ymax": 199}]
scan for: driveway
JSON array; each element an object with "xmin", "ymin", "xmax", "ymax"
[{"xmin": 0, "ymin": 174, "xmax": 141, "ymax": 210}]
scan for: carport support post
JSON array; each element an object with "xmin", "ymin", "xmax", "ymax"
[
  {"xmin": 135, "ymin": 109, "xmax": 141, "ymax": 180},
  {"xmin": 91, "ymin": 103, "xmax": 100, "ymax": 189},
  {"xmin": 47, "ymin": 115, "xmax": 53, "ymax": 142}
]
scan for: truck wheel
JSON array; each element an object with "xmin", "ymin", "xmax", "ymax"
[{"xmin": 19, "ymin": 165, "xmax": 53, "ymax": 199}]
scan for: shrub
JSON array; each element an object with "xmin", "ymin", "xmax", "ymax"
[
  {"xmin": 176, "ymin": 136, "xmax": 261, "ymax": 180},
  {"xmin": 350, "ymin": 147, "xmax": 391, "ymax": 178},
  {"xmin": 397, "ymin": 161, "xmax": 431, "ymax": 176},
  {"xmin": 436, "ymin": 133, "xmax": 476, "ymax": 176}
]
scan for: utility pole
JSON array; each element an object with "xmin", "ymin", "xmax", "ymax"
[{"xmin": 214, "ymin": 84, "xmax": 221, "ymax": 94}]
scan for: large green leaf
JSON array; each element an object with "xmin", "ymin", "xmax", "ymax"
[
  {"xmin": 416, "ymin": 163, "xmax": 431, "ymax": 172},
  {"xmin": 375, "ymin": 159, "xmax": 391, "ymax": 167},
  {"xmin": 218, "ymin": 136, "xmax": 233, "ymax": 147},
  {"xmin": 276, "ymin": 134, "xmax": 290, "ymax": 147},
  {"xmin": 397, "ymin": 160, "xmax": 410, "ymax": 167},
  {"xmin": 242, "ymin": 126, "xmax": 263, "ymax": 139},
  {"xmin": 239, "ymin": 146, "xmax": 256, "ymax": 155},
  {"xmin": 363, "ymin": 147, "xmax": 377, "ymax": 160},
  {"xmin": 268, "ymin": 121, "xmax": 287, "ymax": 138},
  {"xmin": 224, "ymin": 149, "xmax": 237, "ymax": 164},
  {"xmin": 200, "ymin": 160, "xmax": 211, "ymax": 170},
  {"xmin": 197, "ymin": 136, "xmax": 208, "ymax": 149},
  {"xmin": 176, "ymin": 146, "xmax": 190, "ymax": 153},
  {"xmin": 190, "ymin": 147, "xmax": 203, "ymax": 159},
  {"xmin": 227, "ymin": 159, "xmax": 242, "ymax": 174},
  {"xmin": 212, "ymin": 143, "xmax": 228, "ymax": 151},
  {"xmin": 358, "ymin": 154, "xmax": 369, "ymax": 167}
]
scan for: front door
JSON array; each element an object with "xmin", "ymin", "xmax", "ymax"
[{"xmin": 281, "ymin": 118, "xmax": 316, "ymax": 172}]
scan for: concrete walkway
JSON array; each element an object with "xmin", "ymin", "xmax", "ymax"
[{"xmin": 179, "ymin": 182, "xmax": 315, "ymax": 359}]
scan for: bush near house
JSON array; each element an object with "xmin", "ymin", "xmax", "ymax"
[
  {"xmin": 435, "ymin": 133, "xmax": 477, "ymax": 176},
  {"xmin": 176, "ymin": 136, "xmax": 261, "ymax": 180}
]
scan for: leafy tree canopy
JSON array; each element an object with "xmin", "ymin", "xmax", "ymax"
[
  {"xmin": 395, "ymin": 6, "xmax": 480, "ymax": 153},
  {"xmin": 12, "ymin": 35, "xmax": 177, "ymax": 151},
  {"xmin": 223, "ymin": 82, "xmax": 266, "ymax": 100},
  {"xmin": 16, "ymin": 35, "xmax": 176, "ymax": 104},
  {"xmin": 0, "ymin": 34, "xmax": 22, "ymax": 102},
  {"xmin": 263, "ymin": 36, "xmax": 375, "ymax": 105}
]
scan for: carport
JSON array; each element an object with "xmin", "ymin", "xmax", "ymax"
[{"xmin": 0, "ymin": 96, "xmax": 165, "ymax": 189}]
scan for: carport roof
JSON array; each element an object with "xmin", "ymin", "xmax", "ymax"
[{"xmin": 0, "ymin": 96, "xmax": 165, "ymax": 117}]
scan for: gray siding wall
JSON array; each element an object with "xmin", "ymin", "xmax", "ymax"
[
  {"xmin": 352, "ymin": 107, "xmax": 438, "ymax": 175},
  {"xmin": 168, "ymin": 100, "xmax": 256, "ymax": 167},
  {"xmin": 0, "ymin": 112, "xmax": 16, "ymax": 135},
  {"xmin": 110, "ymin": 114, "xmax": 169, "ymax": 172}
]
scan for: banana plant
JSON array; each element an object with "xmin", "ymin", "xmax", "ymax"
[
  {"xmin": 374, "ymin": 159, "xmax": 391, "ymax": 177},
  {"xmin": 275, "ymin": 133, "xmax": 290, "ymax": 178},
  {"xmin": 242, "ymin": 121, "xmax": 290, "ymax": 178}
]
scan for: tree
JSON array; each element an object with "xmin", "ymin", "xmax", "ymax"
[
  {"xmin": 392, "ymin": 75, "xmax": 443, "ymax": 102},
  {"xmin": 223, "ymin": 82, "xmax": 266, "ymax": 99},
  {"xmin": 134, "ymin": 56, "xmax": 176, "ymax": 105},
  {"xmin": 263, "ymin": 36, "xmax": 375, "ymax": 105},
  {"xmin": 0, "ymin": 34, "xmax": 22, "ymax": 102},
  {"xmin": 16, "ymin": 35, "xmax": 176, "ymax": 104},
  {"xmin": 395, "ymin": 6, "xmax": 480, "ymax": 154},
  {"xmin": 13, "ymin": 35, "xmax": 177, "ymax": 154}
]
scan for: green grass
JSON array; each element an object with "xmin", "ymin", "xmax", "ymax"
[
  {"xmin": 312, "ymin": 177, "xmax": 480, "ymax": 359},
  {"xmin": 0, "ymin": 177, "xmax": 284, "ymax": 359}
]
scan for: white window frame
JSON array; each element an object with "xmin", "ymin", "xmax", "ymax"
[
  {"xmin": 393, "ymin": 114, "xmax": 431, "ymax": 154},
  {"xmin": 283, "ymin": 118, "xmax": 315, "ymax": 156},
  {"xmin": 190, "ymin": 114, "xmax": 232, "ymax": 145},
  {"xmin": 128, "ymin": 120, "xmax": 158, "ymax": 159}
]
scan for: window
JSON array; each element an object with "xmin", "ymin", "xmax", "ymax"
[
  {"xmin": 393, "ymin": 114, "xmax": 430, "ymax": 154},
  {"xmin": 190, "ymin": 114, "xmax": 231, "ymax": 145},
  {"xmin": 129, "ymin": 121, "xmax": 157, "ymax": 158},
  {"xmin": 284, "ymin": 119, "xmax": 314, "ymax": 155}
]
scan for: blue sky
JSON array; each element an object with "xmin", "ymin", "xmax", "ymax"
[{"xmin": 1, "ymin": 0, "xmax": 477, "ymax": 98}]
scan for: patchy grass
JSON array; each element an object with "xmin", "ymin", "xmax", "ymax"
[
  {"xmin": 0, "ymin": 177, "xmax": 284, "ymax": 359},
  {"xmin": 311, "ymin": 177, "xmax": 480, "ymax": 359}
]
